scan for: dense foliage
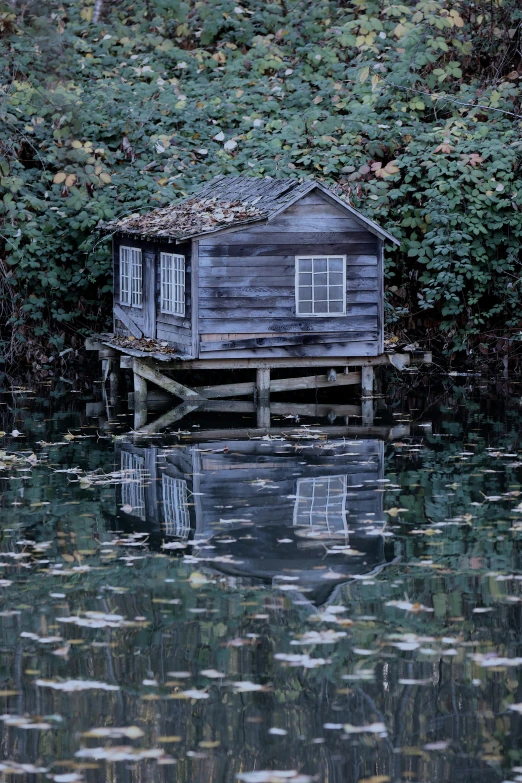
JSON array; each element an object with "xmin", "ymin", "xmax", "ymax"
[{"xmin": 0, "ymin": 0, "xmax": 521, "ymax": 368}]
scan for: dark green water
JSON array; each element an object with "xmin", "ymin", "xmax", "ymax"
[{"xmin": 2, "ymin": 387, "xmax": 522, "ymax": 783}]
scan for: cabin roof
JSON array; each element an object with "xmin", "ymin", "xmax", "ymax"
[{"xmin": 105, "ymin": 175, "xmax": 400, "ymax": 245}]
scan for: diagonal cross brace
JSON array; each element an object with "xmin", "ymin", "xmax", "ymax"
[{"xmin": 132, "ymin": 359, "xmax": 204, "ymax": 400}]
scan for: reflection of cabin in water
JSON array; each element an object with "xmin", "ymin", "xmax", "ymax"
[{"xmin": 115, "ymin": 438, "xmax": 389, "ymax": 603}]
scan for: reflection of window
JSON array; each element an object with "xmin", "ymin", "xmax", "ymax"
[
  {"xmin": 121, "ymin": 451, "xmax": 146, "ymax": 519},
  {"xmin": 160, "ymin": 253, "xmax": 185, "ymax": 316},
  {"xmin": 293, "ymin": 475, "xmax": 347, "ymax": 536},
  {"xmin": 295, "ymin": 256, "xmax": 346, "ymax": 316},
  {"xmin": 120, "ymin": 247, "xmax": 142, "ymax": 308},
  {"xmin": 162, "ymin": 475, "xmax": 190, "ymax": 539}
]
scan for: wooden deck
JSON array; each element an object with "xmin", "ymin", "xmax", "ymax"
[{"xmin": 86, "ymin": 334, "xmax": 431, "ymax": 433}]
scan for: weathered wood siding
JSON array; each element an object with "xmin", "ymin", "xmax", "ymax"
[
  {"xmin": 196, "ymin": 190, "xmax": 382, "ymax": 358},
  {"xmin": 113, "ymin": 236, "xmax": 193, "ymax": 355}
]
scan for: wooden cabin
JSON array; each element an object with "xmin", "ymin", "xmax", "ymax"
[
  {"xmin": 107, "ymin": 175, "xmax": 399, "ymax": 360},
  {"xmin": 113, "ymin": 438, "xmax": 389, "ymax": 604}
]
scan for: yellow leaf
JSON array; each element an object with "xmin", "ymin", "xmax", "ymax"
[
  {"xmin": 359, "ymin": 66, "xmax": 370, "ymax": 83},
  {"xmin": 371, "ymin": 74, "xmax": 380, "ymax": 91},
  {"xmin": 313, "ymin": 95, "xmax": 323, "ymax": 104},
  {"xmin": 94, "ymin": 165, "xmax": 103, "ymax": 175},
  {"xmin": 394, "ymin": 23, "xmax": 407, "ymax": 37},
  {"xmin": 212, "ymin": 51, "xmax": 226, "ymax": 63},
  {"xmin": 53, "ymin": 172, "xmax": 67, "ymax": 184},
  {"xmin": 65, "ymin": 174, "xmax": 77, "ymax": 187},
  {"xmin": 80, "ymin": 7, "xmax": 92, "ymax": 21},
  {"xmin": 358, "ymin": 777, "xmax": 390, "ymax": 783},
  {"xmin": 71, "ymin": 140, "xmax": 83, "ymax": 149},
  {"xmin": 157, "ymin": 178, "xmax": 168, "ymax": 185},
  {"xmin": 99, "ymin": 172, "xmax": 112, "ymax": 184}
]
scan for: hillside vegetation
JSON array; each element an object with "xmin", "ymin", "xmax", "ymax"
[{"xmin": 0, "ymin": 0, "xmax": 521, "ymax": 369}]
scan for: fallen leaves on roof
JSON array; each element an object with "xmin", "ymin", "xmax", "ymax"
[{"xmin": 105, "ymin": 196, "xmax": 264, "ymax": 239}]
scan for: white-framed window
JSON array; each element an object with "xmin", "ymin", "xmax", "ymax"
[
  {"xmin": 120, "ymin": 246, "xmax": 143, "ymax": 308},
  {"xmin": 295, "ymin": 256, "xmax": 346, "ymax": 316},
  {"xmin": 293, "ymin": 475, "xmax": 348, "ymax": 537},
  {"xmin": 160, "ymin": 253, "xmax": 185, "ymax": 316},
  {"xmin": 162, "ymin": 475, "xmax": 191, "ymax": 539},
  {"xmin": 121, "ymin": 451, "xmax": 146, "ymax": 520}
]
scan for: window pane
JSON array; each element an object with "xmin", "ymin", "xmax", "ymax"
[
  {"xmin": 299, "ymin": 273, "xmax": 312, "ymax": 286},
  {"xmin": 299, "ymin": 259, "xmax": 312, "ymax": 272},
  {"xmin": 329, "ymin": 300, "xmax": 343, "ymax": 313},
  {"xmin": 315, "ymin": 300, "xmax": 328, "ymax": 313},
  {"xmin": 329, "ymin": 285, "xmax": 344, "ymax": 300},
  {"xmin": 314, "ymin": 286, "xmax": 327, "ymax": 301},
  {"xmin": 314, "ymin": 258, "xmax": 327, "ymax": 273},
  {"xmin": 329, "ymin": 257, "xmax": 343, "ymax": 272},
  {"xmin": 329, "ymin": 272, "xmax": 343, "ymax": 286},
  {"xmin": 299, "ymin": 300, "xmax": 312, "ymax": 313},
  {"xmin": 314, "ymin": 272, "xmax": 328, "ymax": 287},
  {"xmin": 299, "ymin": 286, "xmax": 312, "ymax": 301}
]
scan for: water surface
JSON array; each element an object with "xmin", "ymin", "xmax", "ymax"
[{"xmin": 1, "ymin": 389, "xmax": 522, "ymax": 783}]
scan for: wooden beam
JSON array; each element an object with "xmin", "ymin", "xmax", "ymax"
[
  {"xmin": 198, "ymin": 371, "xmax": 361, "ymax": 399},
  {"xmin": 196, "ymin": 380, "xmax": 256, "ymax": 399},
  {"xmin": 196, "ymin": 400, "xmax": 362, "ymax": 417},
  {"xmin": 256, "ymin": 367, "xmax": 270, "ymax": 401},
  {"xmin": 132, "ymin": 359, "xmax": 203, "ymax": 400},
  {"xmin": 270, "ymin": 371, "xmax": 361, "ymax": 393},
  {"xmin": 179, "ymin": 424, "xmax": 411, "ymax": 442},
  {"xmin": 133, "ymin": 372, "xmax": 147, "ymax": 430},
  {"xmin": 137, "ymin": 401, "xmax": 202, "ymax": 435},
  {"xmin": 114, "ymin": 305, "xmax": 143, "ymax": 339},
  {"xmin": 361, "ymin": 366, "xmax": 374, "ymax": 397}
]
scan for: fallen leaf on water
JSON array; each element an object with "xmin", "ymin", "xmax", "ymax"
[
  {"xmin": 343, "ymin": 722, "xmax": 388, "ymax": 736},
  {"xmin": 75, "ymin": 747, "xmax": 164, "ymax": 761},
  {"xmin": 36, "ymin": 679, "xmax": 119, "ymax": 692},
  {"xmin": 200, "ymin": 669, "xmax": 225, "ymax": 678},
  {"xmin": 232, "ymin": 681, "xmax": 271, "ymax": 693},
  {"xmin": 357, "ymin": 777, "xmax": 390, "ymax": 783},
  {"xmin": 82, "ymin": 726, "xmax": 144, "ymax": 739},
  {"xmin": 237, "ymin": 773, "xmax": 315, "ymax": 783}
]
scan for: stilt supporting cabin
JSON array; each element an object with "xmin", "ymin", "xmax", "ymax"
[{"xmin": 86, "ymin": 336, "xmax": 431, "ymax": 432}]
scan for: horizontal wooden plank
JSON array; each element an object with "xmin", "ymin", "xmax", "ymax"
[
  {"xmin": 197, "ymin": 340, "xmax": 379, "ymax": 360},
  {"xmin": 198, "ymin": 254, "xmax": 377, "ymax": 269},
  {"xmin": 198, "ymin": 243, "xmax": 378, "ymax": 258},
  {"xmin": 276, "ymin": 200, "xmax": 355, "ymax": 218},
  {"xmin": 235, "ymin": 217, "xmax": 361, "ymax": 233},
  {"xmin": 200, "ymin": 305, "xmax": 377, "ymax": 323},
  {"xmin": 198, "ymin": 278, "xmax": 378, "ymax": 300},
  {"xmin": 198, "ymin": 314, "xmax": 377, "ymax": 334},
  {"xmin": 156, "ymin": 327, "xmax": 191, "ymax": 348},
  {"xmin": 198, "ymin": 269, "xmax": 378, "ymax": 291},
  {"xmin": 199, "ymin": 260, "xmax": 377, "ymax": 280},
  {"xmin": 199, "ymin": 331, "xmax": 378, "ymax": 352},
  {"xmin": 196, "ymin": 371, "xmax": 362, "ymax": 398},
  {"xmin": 199, "ymin": 292, "xmax": 378, "ymax": 313}
]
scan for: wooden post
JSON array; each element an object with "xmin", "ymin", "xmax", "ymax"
[
  {"xmin": 361, "ymin": 365, "xmax": 374, "ymax": 397},
  {"xmin": 361, "ymin": 365, "xmax": 374, "ymax": 427},
  {"xmin": 256, "ymin": 401, "xmax": 270, "ymax": 429},
  {"xmin": 256, "ymin": 367, "xmax": 270, "ymax": 401},
  {"xmin": 133, "ymin": 372, "xmax": 148, "ymax": 430},
  {"xmin": 255, "ymin": 367, "xmax": 270, "ymax": 428}
]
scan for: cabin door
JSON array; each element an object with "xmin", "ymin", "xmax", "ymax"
[{"xmin": 142, "ymin": 250, "xmax": 157, "ymax": 338}]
